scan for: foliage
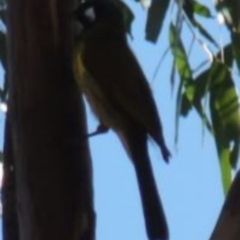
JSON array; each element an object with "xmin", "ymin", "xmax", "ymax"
[
  {"xmin": 132, "ymin": 0, "xmax": 240, "ymax": 193},
  {"xmin": 0, "ymin": 0, "xmax": 239, "ymax": 190}
]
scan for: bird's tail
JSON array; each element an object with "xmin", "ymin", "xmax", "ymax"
[
  {"xmin": 151, "ymin": 129, "xmax": 171, "ymax": 163},
  {"xmin": 119, "ymin": 129, "xmax": 169, "ymax": 240}
]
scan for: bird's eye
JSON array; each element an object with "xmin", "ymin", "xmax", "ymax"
[{"xmin": 84, "ymin": 7, "xmax": 96, "ymax": 22}]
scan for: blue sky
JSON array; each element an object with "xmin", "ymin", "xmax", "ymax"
[
  {"xmin": 0, "ymin": 1, "xmax": 232, "ymax": 240},
  {"xmin": 88, "ymin": 1, "xmax": 229, "ymax": 240}
]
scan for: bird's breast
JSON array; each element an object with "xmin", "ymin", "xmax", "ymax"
[{"xmin": 73, "ymin": 49, "xmax": 126, "ymax": 131}]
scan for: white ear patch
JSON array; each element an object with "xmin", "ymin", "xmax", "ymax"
[{"xmin": 85, "ymin": 7, "xmax": 96, "ymax": 22}]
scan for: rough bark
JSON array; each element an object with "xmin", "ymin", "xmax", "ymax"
[
  {"xmin": 2, "ymin": 115, "xmax": 19, "ymax": 240},
  {"xmin": 6, "ymin": 0, "xmax": 95, "ymax": 240}
]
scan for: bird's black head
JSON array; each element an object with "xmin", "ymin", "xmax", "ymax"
[{"xmin": 74, "ymin": 0, "xmax": 134, "ymax": 34}]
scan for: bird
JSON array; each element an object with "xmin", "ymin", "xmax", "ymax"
[{"xmin": 73, "ymin": 0, "xmax": 171, "ymax": 239}]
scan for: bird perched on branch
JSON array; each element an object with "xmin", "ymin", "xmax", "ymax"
[{"xmin": 73, "ymin": 0, "xmax": 171, "ymax": 239}]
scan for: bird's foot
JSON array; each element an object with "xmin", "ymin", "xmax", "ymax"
[{"xmin": 88, "ymin": 124, "xmax": 109, "ymax": 137}]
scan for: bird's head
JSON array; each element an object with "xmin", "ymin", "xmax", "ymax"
[{"xmin": 74, "ymin": 0, "xmax": 134, "ymax": 35}]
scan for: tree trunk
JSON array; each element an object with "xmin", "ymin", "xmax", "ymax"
[
  {"xmin": 5, "ymin": 0, "xmax": 95, "ymax": 240},
  {"xmin": 2, "ymin": 115, "xmax": 19, "ymax": 240}
]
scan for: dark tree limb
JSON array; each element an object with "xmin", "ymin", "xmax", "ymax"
[
  {"xmin": 209, "ymin": 171, "xmax": 240, "ymax": 240},
  {"xmin": 2, "ymin": 114, "xmax": 19, "ymax": 240},
  {"xmin": 6, "ymin": 0, "xmax": 95, "ymax": 240}
]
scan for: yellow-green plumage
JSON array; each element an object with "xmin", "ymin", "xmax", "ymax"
[{"xmin": 73, "ymin": 1, "xmax": 170, "ymax": 239}]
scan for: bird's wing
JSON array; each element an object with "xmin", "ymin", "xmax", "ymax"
[{"xmin": 82, "ymin": 38, "xmax": 163, "ymax": 140}]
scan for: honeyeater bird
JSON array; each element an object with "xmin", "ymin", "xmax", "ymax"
[{"xmin": 73, "ymin": 0, "xmax": 171, "ymax": 239}]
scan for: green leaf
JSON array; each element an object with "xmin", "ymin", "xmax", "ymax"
[
  {"xmin": 219, "ymin": 147, "xmax": 232, "ymax": 194},
  {"xmin": 180, "ymin": 44, "xmax": 233, "ymax": 135},
  {"xmin": 181, "ymin": 45, "xmax": 232, "ymax": 110},
  {"xmin": 180, "ymin": 88, "xmax": 213, "ymax": 133},
  {"xmin": 170, "ymin": 22, "xmax": 201, "ymax": 143},
  {"xmin": 180, "ymin": 44, "xmax": 238, "ymax": 191},
  {"xmin": 210, "ymin": 63, "xmax": 240, "ymax": 142},
  {"xmin": 175, "ymin": 80, "xmax": 183, "ymax": 144},
  {"xmin": 209, "ymin": 61, "xmax": 240, "ymax": 191},
  {"xmin": 180, "ymin": 68, "xmax": 209, "ymax": 117},
  {"xmin": 192, "ymin": 1, "xmax": 212, "ymax": 18},
  {"xmin": 145, "ymin": 0, "xmax": 170, "ymax": 42},
  {"xmin": 180, "ymin": 91, "xmax": 192, "ymax": 116},
  {"xmin": 183, "ymin": 0, "xmax": 212, "ymax": 22},
  {"xmin": 169, "ymin": 23, "xmax": 192, "ymax": 83}
]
